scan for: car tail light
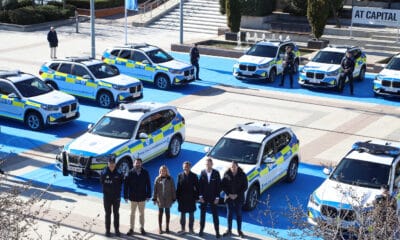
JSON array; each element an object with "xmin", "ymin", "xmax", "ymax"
[
  {"xmin": 39, "ymin": 70, "xmax": 43, "ymax": 75},
  {"xmin": 182, "ymin": 117, "xmax": 185, "ymax": 125},
  {"xmin": 101, "ymin": 56, "xmax": 105, "ymax": 61}
]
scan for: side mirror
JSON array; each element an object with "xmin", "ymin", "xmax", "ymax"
[
  {"xmin": 323, "ymin": 168, "xmax": 331, "ymax": 175},
  {"xmin": 142, "ymin": 60, "xmax": 150, "ymax": 65},
  {"xmin": 138, "ymin": 132, "xmax": 148, "ymax": 139},
  {"xmin": 88, "ymin": 123, "xmax": 93, "ymax": 130},
  {"xmin": 8, "ymin": 93, "xmax": 19, "ymax": 99},
  {"xmin": 204, "ymin": 146, "xmax": 211, "ymax": 153},
  {"xmin": 263, "ymin": 157, "xmax": 275, "ymax": 164}
]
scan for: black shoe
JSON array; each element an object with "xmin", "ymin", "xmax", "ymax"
[
  {"xmin": 189, "ymin": 228, "xmax": 195, "ymax": 234},
  {"xmin": 216, "ymin": 233, "xmax": 221, "ymax": 238},
  {"xmin": 223, "ymin": 230, "xmax": 232, "ymax": 237},
  {"xmin": 165, "ymin": 228, "xmax": 170, "ymax": 234},
  {"xmin": 126, "ymin": 229, "xmax": 134, "ymax": 236},
  {"xmin": 197, "ymin": 78, "xmax": 202, "ymax": 80},
  {"xmin": 140, "ymin": 228, "xmax": 146, "ymax": 235},
  {"xmin": 105, "ymin": 231, "xmax": 111, "ymax": 237},
  {"xmin": 115, "ymin": 231, "xmax": 121, "ymax": 237},
  {"xmin": 199, "ymin": 231, "xmax": 204, "ymax": 237},
  {"xmin": 238, "ymin": 230, "xmax": 244, "ymax": 238}
]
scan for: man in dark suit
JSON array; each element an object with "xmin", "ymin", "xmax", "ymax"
[
  {"xmin": 198, "ymin": 158, "xmax": 221, "ymax": 238},
  {"xmin": 176, "ymin": 161, "xmax": 199, "ymax": 235}
]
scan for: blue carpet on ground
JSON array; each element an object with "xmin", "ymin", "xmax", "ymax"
[{"xmin": 15, "ymin": 142, "xmax": 324, "ymax": 239}]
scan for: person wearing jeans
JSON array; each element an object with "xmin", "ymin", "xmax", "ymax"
[{"xmin": 221, "ymin": 161, "xmax": 248, "ymax": 238}]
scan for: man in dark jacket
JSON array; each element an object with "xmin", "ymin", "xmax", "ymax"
[
  {"xmin": 176, "ymin": 161, "xmax": 199, "ymax": 235},
  {"xmin": 190, "ymin": 43, "xmax": 200, "ymax": 80},
  {"xmin": 124, "ymin": 158, "xmax": 151, "ymax": 236},
  {"xmin": 198, "ymin": 158, "xmax": 221, "ymax": 238},
  {"xmin": 100, "ymin": 157, "xmax": 124, "ymax": 237},
  {"xmin": 221, "ymin": 161, "xmax": 248, "ymax": 238},
  {"xmin": 339, "ymin": 51, "xmax": 355, "ymax": 95},
  {"xmin": 47, "ymin": 26, "xmax": 58, "ymax": 59},
  {"xmin": 280, "ymin": 45, "xmax": 296, "ymax": 88}
]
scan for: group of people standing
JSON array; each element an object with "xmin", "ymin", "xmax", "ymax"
[{"xmin": 100, "ymin": 157, "xmax": 248, "ymax": 238}]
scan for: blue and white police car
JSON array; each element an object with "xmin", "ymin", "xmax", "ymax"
[
  {"xmin": 102, "ymin": 43, "xmax": 195, "ymax": 90},
  {"xmin": 0, "ymin": 70, "xmax": 79, "ymax": 130},
  {"xmin": 374, "ymin": 53, "xmax": 400, "ymax": 97},
  {"xmin": 57, "ymin": 102, "xmax": 185, "ymax": 177},
  {"xmin": 299, "ymin": 45, "xmax": 366, "ymax": 91},
  {"xmin": 233, "ymin": 39, "xmax": 300, "ymax": 82},
  {"xmin": 307, "ymin": 140, "xmax": 400, "ymax": 228},
  {"xmin": 39, "ymin": 57, "xmax": 143, "ymax": 108},
  {"xmin": 192, "ymin": 122, "xmax": 300, "ymax": 210}
]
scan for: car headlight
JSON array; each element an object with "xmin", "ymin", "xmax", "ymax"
[
  {"xmin": 112, "ymin": 85, "xmax": 128, "ymax": 91},
  {"xmin": 326, "ymin": 69, "xmax": 339, "ymax": 76},
  {"xmin": 309, "ymin": 193, "xmax": 319, "ymax": 206},
  {"xmin": 259, "ymin": 62, "xmax": 271, "ymax": 69},
  {"xmin": 374, "ymin": 75, "xmax": 382, "ymax": 83},
  {"xmin": 169, "ymin": 69, "xmax": 183, "ymax": 74},
  {"xmin": 41, "ymin": 104, "xmax": 59, "ymax": 111},
  {"xmin": 92, "ymin": 155, "xmax": 111, "ymax": 163}
]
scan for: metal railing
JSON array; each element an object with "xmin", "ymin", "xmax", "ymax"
[{"xmin": 138, "ymin": 0, "xmax": 180, "ymax": 19}]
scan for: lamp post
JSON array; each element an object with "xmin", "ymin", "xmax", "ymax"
[
  {"xmin": 179, "ymin": 0, "xmax": 183, "ymax": 44},
  {"xmin": 90, "ymin": 0, "xmax": 95, "ymax": 58}
]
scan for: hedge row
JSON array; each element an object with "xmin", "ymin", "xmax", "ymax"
[
  {"xmin": 240, "ymin": 0, "xmax": 276, "ymax": 16},
  {"xmin": 1, "ymin": 4, "xmax": 75, "ymax": 25}
]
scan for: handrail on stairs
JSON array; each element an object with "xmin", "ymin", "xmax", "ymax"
[{"xmin": 139, "ymin": 0, "xmax": 181, "ymax": 19}]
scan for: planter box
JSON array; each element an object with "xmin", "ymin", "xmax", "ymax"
[
  {"xmin": 241, "ymin": 15, "xmax": 271, "ymax": 30},
  {"xmin": 77, "ymin": 6, "xmax": 124, "ymax": 18},
  {"xmin": 225, "ymin": 32, "xmax": 247, "ymax": 41},
  {"xmin": 307, "ymin": 39, "xmax": 329, "ymax": 49}
]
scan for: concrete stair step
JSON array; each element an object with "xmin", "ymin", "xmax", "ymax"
[
  {"xmin": 371, "ymin": 35, "xmax": 400, "ymax": 41},
  {"xmin": 184, "ymin": 2, "xmax": 219, "ymax": 7},
  {"xmin": 151, "ymin": 21, "xmax": 219, "ymax": 30},
  {"xmin": 364, "ymin": 43, "xmax": 400, "ymax": 52},
  {"xmin": 149, "ymin": 24, "xmax": 216, "ymax": 34},
  {"xmin": 162, "ymin": 15, "xmax": 225, "ymax": 24},
  {"xmin": 169, "ymin": 9, "xmax": 224, "ymax": 18}
]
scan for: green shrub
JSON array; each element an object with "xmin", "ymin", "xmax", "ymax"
[
  {"xmin": 219, "ymin": 0, "xmax": 225, "ymax": 14},
  {"xmin": 226, "ymin": 0, "xmax": 241, "ymax": 32},
  {"xmin": 0, "ymin": 10, "xmax": 9, "ymax": 22},
  {"xmin": 240, "ymin": 0, "xmax": 275, "ymax": 16},
  {"xmin": 48, "ymin": 1, "xmax": 76, "ymax": 16},
  {"xmin": 8, "ymin": 7, "xmax": 45, "ymax": 24},
  {"xmin": 66, "ymin": 0, "xmax": 124, "ymax": 9},
  {"xmin": 307, "ymin": 0, "xmax": 329, "ymax": 39}
]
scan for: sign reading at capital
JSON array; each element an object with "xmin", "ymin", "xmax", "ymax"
[{"xmin": 352, "ymin": 6, "xmax": 400, "ymax": 27}]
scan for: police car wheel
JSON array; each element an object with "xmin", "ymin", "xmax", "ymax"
[
  {"xmin": 268, "ymin": 69, "xmax": 276, "ymax": 83},
  {"xmin": 244, "ymin": 184, "xmax": 259, "ymax": 211},
  {"xmin": 155, "ymin": 74, "xmax": 170, "ymax": 90},
  {"xmin": 167, "ymin": 136, "xmax": 182, "ymax": 158},
  {"xmin": 97, "ymin": 91, "xmax": 114, "ymax": 108},
  {"xmin": 285, "ymin": 159, "xmax": 298, "ymax": 183},
  {"xmin": 25, "ymin": 111, "xmax": 44, "ymax": 130},
  {"xmin": 117, "ymin": 158, "xmax": 131, "ymax": 177},
  {"xmin": 358, "ymin": 67, "xmax": 366, "ymax": 82}
]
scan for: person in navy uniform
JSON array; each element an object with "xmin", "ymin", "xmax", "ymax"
[
  {"xmin": 47, "ymin": 26, "xmax": 58, "ymax": 59},
  {"xmin": 339, "ymin": 51, "xmax": 355, "ymax": 95},
  {"xmin": 100, "ymin": 156, "xmax": 123, "ymax": 237},
  {"xmin": 280, "ymin": 45, "xmax": 296, "ymax": 88},
  {"xmin": 176, "ymin": 161, "xmax": 199, "ymax": 235},
  {"xmin": 221, "ymin": 161, "xmax": 248, "ymax": 238},
  {"xmin": 198, "ymin": 158, "xmax": 221, "ymax": 238},
  {"xmin": 190, "ymin": 43, "xmax": 200, "ymax": 80}
]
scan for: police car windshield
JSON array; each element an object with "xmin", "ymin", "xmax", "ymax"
[
  {"xmin": 146, "ymin": 49, "xmax": 173, "ymax": 63},
  {"xmin": 386, "ymin": 57, "xmax": 400, "ymax": 70},
  {"xmin": 330, "ymin": 158, "xmax": 390, "ymax": 189},
  {"xmin": 246, "ymin": 45, "xmax": 278, "ymax": 58},
  {"xmin": 90, "ymin": 116, "xmax": 137, "ymax": 139},
  {"xmin": 87, "ymin": 63, "xmax": 119, "ymax": 79},
  {"xmin": 14, "ymin": 77, "xmax": 52, "ymax": 97},
  {"xmin": 312, "ymin": 51, "xmax": 344, "ymax": 64},
  {"xmin": 209, "ymin": 137, "xmax": 260, "ymax": 164}
]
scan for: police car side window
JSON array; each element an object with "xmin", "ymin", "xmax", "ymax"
[
  {"xmin": 72, "ymin": 65, "xmax": 89, "ymax": 78},
  {"xmin": 132, "ymin": 51, "xmax": 148, "ymax": 63},
  {"xmin": 275, "ymin": 132, "xmax": 291, "ymax": 152},
  {"xmin": 138, "ymin": 117, "xmax": 151, "ymax": 135},
  {"xmin": 49, "ymin": 63, "xmax": 60, "ymax": 71},
  {"xmin": 263, "ymin": 140, "xmax": 275, "ymax": 159},
  {"xmin": 119, "ymin": 50, "xmax": 131, "ymax": 60},
  {"xmin": 110, "ymin": 49, "xmax": 120, "ymax": 57},
  {"xmin": 0, "ymin": 82, "xmax": 15, "ymax": 95},
  {"xmin": 159, "ymin": 110, "xmax": 176, "ymax": 127},
  {"xmin": 58, "ymin": 64, "xmax": 72, "ymax": 74}
]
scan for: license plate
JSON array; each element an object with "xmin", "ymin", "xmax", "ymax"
[
  {"xmin": 132, "ymin": 92, "xmax": 141, "ymax": 97},
  {"xmin": 310, "ymin": 78, "xmax": 320, "ymax": 84},
  {"xmin": 187, "ymin": 75, "xmax": 194, "ymax": 80},
  {"xmin": 65, "ymin": 112, "xmax": 76, "ymax": 118},
  {"xmin": 68, "ymin": 166, "xmax": 83, "ymax": 173}
]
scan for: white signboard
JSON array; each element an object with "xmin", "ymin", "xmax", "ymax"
[{"xmin": 352, "ymin": 6, "xmax": 400, "ymax": 27}]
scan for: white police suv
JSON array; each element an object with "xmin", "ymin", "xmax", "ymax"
[
  {"xmin": 233, "ymin": 39, "xmax": 300, "ymax": 82},
  {"xmin": 307, "ymin": 140, "xmax": 400, "ymax": 228},
  {"xmin": 374, "ymin": 53, "xmax": 400, "ymax": 97},
  {"xmin": 192, "ymin": 122, "xmax": 300, "ymax": 210},
  {"xmin": 0, "ymin": 70, "xmax": 79, "ymax": 130},
  {"xmin": 39, "ymin": 57, "xmax": 143, "ymax": 108},
  {"xmin": 102, "ymin": 43, "xmax": 195, "ymax": 90},
  {"xmin": 299, "ymin": 45, "xmax": 366, "ymax": 91},
  {"xmin": 57, "ymin": 102, "xmax": 185, "ymax": 177}
]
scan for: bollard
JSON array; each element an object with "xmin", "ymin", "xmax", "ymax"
[{"xmin": 75, "ymin": 10, "xmax": 79, "ymax": 33}]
